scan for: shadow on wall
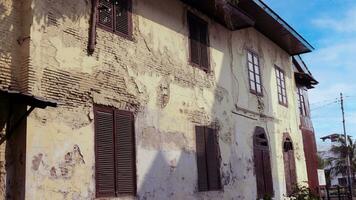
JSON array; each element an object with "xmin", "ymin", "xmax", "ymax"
[
  {"xmin": 138, "ymin": 151, "xmax": 198, "ymax": 200},
  {"xmin": 135, "ymin": 0, "xmax": 281, "ymax": 198},
  {"xmin": 0, "ymin": 0, "xmax": 91, "ymax": 92},
  {"xmin": 0, "ymin": 1, "xmax": 20, "ymax": 91}
]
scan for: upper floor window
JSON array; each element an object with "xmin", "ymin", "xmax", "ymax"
[
  {"xmin": 195, "ymin": 126, "xmax": 221, "ymax": 191},
  {"xmin": 275, "ymin": 66, "xmax": 288, "ymax": 106},
  {"xmin": 188, "ymin": 12, "xmax": 210, "ymax": 71},
  {"xmin": 97, "ymin": 0, "xmax": 132, "ymax": 38},
  {"xmin": 247, "ymin": 51, "xmax": 263, "ymax": 95},
  {"xmin": 297, "ymin": 87, "xmax": 308, "ymax": 116}
]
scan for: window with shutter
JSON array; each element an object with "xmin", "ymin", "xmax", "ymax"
[
  {"xmin": 247, "ymin": 51, "xmax": 263, "ymax": 95},
  {"xmin": 188, "ymin": 12, "xmax": 210, "ymax": 71},
  {"xmin": 94, "ymin": 106, "xmax": 116, "ymax": 197},
  {"xmin": 97, "ymin": 0, "xmax": 132, "ymax": 38},
  {"xmin": 283, "ymin": 135, "xmax": 297, "ymax": 195},
  {"xmin": 253, "ymin": 127, "xmax": 274, "ymax": 199},
  {"xmin": 94, "ymin": 105, "xmax": 136, "ymax": 198},
  {"xmin": 195, "ymin": 126, "xmax": 221, "ymax": 191},
  {"xmin": 275, "ymin": 66, "xmax": 288, "ymax": 106}
]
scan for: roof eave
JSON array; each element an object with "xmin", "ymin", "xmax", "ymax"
[
  {"xmin": 251, "ymin": 0, "xmax": 314, "ymax": 51},
  {"xmin": 0, "ymin": 89, "xmax": 57, "ymax": 109}
]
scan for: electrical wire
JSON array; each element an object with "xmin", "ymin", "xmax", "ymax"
[
  {"xmin": 311, "ymin": 100, "xmax": 340, "ymax": 111},
  {"xmin": 310, "ymin": 97, "xmax": 339, "ymax": 106}
]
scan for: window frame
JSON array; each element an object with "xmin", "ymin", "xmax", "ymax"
[
  {"xmin": 297, "ymin": 87, "xmax": 308, "ymax": 116},
  {"xmin": 96, "ymin": 0, "xmax": 133, "ymax": 40},
  {"xmin": 94, "ymin": 104, "xmax": 137, "ymax": 198},
  {"xmin": 187, "ymin": 12, "xmax": 210, "ymax": 72},
  {"xmin": 275, "ymin": 66, "xmax": 288, "ymax": 107},
  {"xmin": 247, "ymin": 50, "xmax": 263, "ymax": 96}
]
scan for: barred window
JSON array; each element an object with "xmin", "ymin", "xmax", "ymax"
[{"xmin": 97, "ymin": 0, "xmax": 132, "ymax": 38}]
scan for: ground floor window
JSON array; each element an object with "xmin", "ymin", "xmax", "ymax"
[
  {"xmin": 195, "ymin": 126, "xmax": 221, "ymax": 191},
  {"xmin": 283, "ymin": 134, "xmax": 297, "ymax": 195},
  {"xmin": 94, "ymin": 105, "xmax": 136, "ymax": 197},
  {"xmin": 253, "ymin": 127, "xmax": 274, "ymax": 199}
]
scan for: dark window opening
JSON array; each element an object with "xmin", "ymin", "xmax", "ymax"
[
  {"xmin": 338, "ymin": 177, "xmax": 347, "ymax": 186},
  {"xmin": 94, "ymin": 105, "xmax": 136, "ymax": 197},
  {"xmin": 195, "ymin": 126, "xmax": 221, "ymax": 191},
  {"xmin": 253, "ymin": 127, "xmax": 274, "ymax": 199},
  {"xmin": 188, "ymin": 12, "xmax": 210, "ymax": 71},
  {"xmin": 97, "ymin": 0, "xmax": 132, "ymax": 38},
  {"xmin": 275, "ymin": 66, "xmax": 288, "ymax": 106},
  {"xmin": 247, "ymin": 51, "xmax": 263, "ymax": 95}
]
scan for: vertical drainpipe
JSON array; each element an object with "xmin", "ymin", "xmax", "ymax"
[{"xmin": 88, "ymin": 0, "xmax": 98, "ymax": 55}]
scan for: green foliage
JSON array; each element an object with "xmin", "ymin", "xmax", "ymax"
[
  {"xmin": 287, "ymin": 185, "xmax": 319, "ymax": 200},
  {"xmin": 318, "ymin": 154, "xmax": 326, "ymax": 169},
  {"xmin": 327, "ymin": 136, "xmax": 356, "ymax": 177},
  {"xmin": 262, "ymin": 195, "xmax": 272, "ymax": 200}
]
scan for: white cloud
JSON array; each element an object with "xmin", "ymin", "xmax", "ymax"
[
  {"xmin": 312, "ymin": 6, "xmax": 356, "ymax": 33},
  {"xmin": 305, "ymin": 40, "xmax": 356, "ymax": 73},
  {"xmin": 309, "ymin": 83, "xmax": 355, "ymax": 104}
]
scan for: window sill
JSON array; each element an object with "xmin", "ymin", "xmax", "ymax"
[
  {"xmin": 97, "ymin": 25, "xmax": 134, "ymax": 42},
  {"xmin": 189, "ymin": 61, "xmax": 211, "ymax": 73},
  {"xmin": 250, "ymin": 90, "xmax": 263, "ymax": 97},
  {"xmin": 278, "ymin": 102, "xmax": 289, "ymax": 108}
]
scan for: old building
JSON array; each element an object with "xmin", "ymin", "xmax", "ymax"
[{"xmin": 0, "ymin": 0, "xmax": 319, "ymax": 199}]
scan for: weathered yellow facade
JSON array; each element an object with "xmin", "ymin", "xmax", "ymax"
[{"xmin": 0, "ymin": 0, "xmax": 317, "ymax": 199}]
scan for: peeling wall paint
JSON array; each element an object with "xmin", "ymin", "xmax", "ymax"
[{"xmin": 0, "ymin": 0, "xmax": 311, "ymax": 199}]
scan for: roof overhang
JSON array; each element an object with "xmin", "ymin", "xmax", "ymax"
[
  {"xmin": 237, "ymin": 0, "xmax": 314, "ymax": 55},
  {"xmin": 293, "ymin": 56, "xmax": 318, "ymax": 89},
  {"xmin": 181, "ymin": 0, "xmax": 255, "ymax": 30},
  {"xmin": 182, "ymin": 0, "xmax": 314, "ymax": 55},
  {"xmin": 0, "ymin": 89, "xmax": 57, "ymax": 109}
]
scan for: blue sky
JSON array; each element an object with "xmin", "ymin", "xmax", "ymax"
[{"xmin": 264, "ymin": 0, "xmax": 356, "ymax": 149}]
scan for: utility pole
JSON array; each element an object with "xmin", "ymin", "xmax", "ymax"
[{"xmin": 340, "ymin": 92, "xmax": 353, "ymax": 199}]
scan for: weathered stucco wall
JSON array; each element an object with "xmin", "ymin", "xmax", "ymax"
[
  {"xmin": 0, "ymin": 0, "xmax": 310, "ymax": 199},
  {"xmin": 0, "ymin": 0, "xmax": 32, "ymax": 92},
  {"xmin": 0, "ymin": 99, "xmax": 8, "ymax": 200}
]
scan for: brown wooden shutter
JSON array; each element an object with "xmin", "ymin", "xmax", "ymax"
[
  {"xmin": 284, "ymin": 151, "xmax": 292, "ymax": 194},
  {"xmin": 114, "ymin": 0, "xmax": 130, "ymax": 35},
  {"xmin": 94, "ymin": 107, "xmax": 116, "ymax": 197},
  {"xmin": 254, "ymin": 127, "xmax": 274, "ymax": 198},
  {"xmin": 254, "ymin": 148, "xmax": 265, "ymax": 198},
  {"xmin": 289, "ymin": 151, "xmax": 297, "ymax": 191},
  {"xmin": 195, "ymin": 126, "xmax": 208, "ymax": 191},
  {"xmin": 114, "ymin": 110, "xmax": 136, "ymax": 195},
  {"xmin": 283, "ymin": 137, "xmax": 297, "ymax": 195},
  {"xmin": 263, "ymin": 151, "xmax": 274, "ymax": 197},
  {"xmin": 205, "ymin": 128, "xmax": 221, "ymax": 190},
  {"xmin": 199, "ymin": 22, "xmax": 209, "ymax": 70},
  {"xmin": 98, "ymin": 0, "xmax": 114, "ymax": 29},
  {"xmin": 188, "ymin": 14, "xmax": 201, "ymax": 66}
]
